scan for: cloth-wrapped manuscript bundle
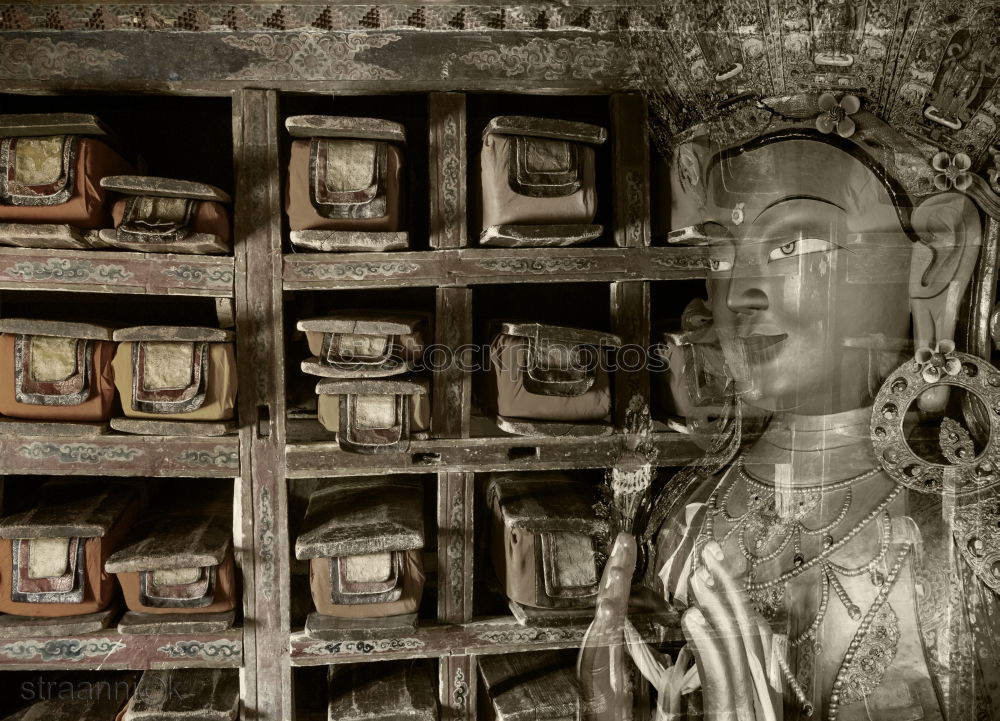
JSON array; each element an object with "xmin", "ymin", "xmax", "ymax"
[
  {"xmin": 0, "ymin": 113, "xmax": 131, "ymax": 249},
  {"xmin": 0, "ymin": 482, "xmax": 138, "ymax": 618},
  {"xmin": 110, "ymin": 325, "xmax": 236, "ymax": 436},
  {"xmin": 486, "ymin": 322, "xmax": 619, "ymax": 436},
  {"xmin": 478, "ymin": 116, "xmax": 606, "ymax": 247},
  {"xmin": 0, "ymin": 319, "xmax": 116, "ymax": 426},
  {"xmin": 296, "ymin": 478, "xmax": 425, "ymax": 631},
  {"xmin": 286, "ymin": 115, "xmax": 407, "ymax": 252},
  {"xmin": 98, "ymin": 175, "xmax": 231, "ymax": 255},
  {"xmin": 487, "ymin": 473, "xmax": 607, "ymax": 618}
]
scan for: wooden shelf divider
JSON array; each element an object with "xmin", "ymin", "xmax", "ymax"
[
  {"xmin": 0, "ymin": 246, "xmax": 235, "ymax": 297},
  {"xmin": 0, "ymin": 629, "xmax": 243, "ymax": 671}
]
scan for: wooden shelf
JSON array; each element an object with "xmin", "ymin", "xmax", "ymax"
[
  {"xmin": 282, "ymin": 246, "xmax": 708, "ymax": 290},
  {"xmin": 0, "ymin": 246, "xmax": 235, "ymax": 297},
  {"xmin": 0, "ymin": 433, "xmax": 240, "ymax": 477},
  {"xmin": 290, "ymin": 614, "xmax": 680, "ymax": 667},
  {"xmin": 0, "ymin": 628, "xmax": 243, "ymax": 671},
  {"xmin": 284, "ymin": 419, "xmax": 700, "ymax": 478}
]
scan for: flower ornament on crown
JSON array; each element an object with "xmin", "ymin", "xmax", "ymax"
[
  {"xmin": 915, "ymin": 341, "xmax": 962, "ymax": 383},
  {"xmin": 816, "ymin": 93, "xmax": 860, "ymax": 138},
  {"xmin": 932, "ymin": 153, "xmax": 974, "ymax": 191}
]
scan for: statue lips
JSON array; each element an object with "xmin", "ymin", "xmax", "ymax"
[{"xmin": 740, "ymin": 333, "xmax": 787, "ymax": 354}]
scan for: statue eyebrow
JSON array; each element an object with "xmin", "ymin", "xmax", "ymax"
[{"xmin": 753, "ymin": 195, "xmax": 846, "ymax": 222}]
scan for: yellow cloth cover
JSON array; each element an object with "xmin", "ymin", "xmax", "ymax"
[
  {"xmin": 111, "ymin": 342, "xmax": 236, "ymax": 421},
  {"xmin": 317, "ymin": 392, "xmax": 430, "ymax": 433}
]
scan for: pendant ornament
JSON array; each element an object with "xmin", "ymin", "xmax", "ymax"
[{"xmin": 871, "ymin": 350, "xmax": 1000, "ymax": 496}]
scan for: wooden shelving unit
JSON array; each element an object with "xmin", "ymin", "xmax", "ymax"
[
  {"xmin": 0, "ymin": 9, "xmax": 706, "ymax": 719},
  {"xmin": 261, "ymin": 88, "xmax": 695, "ymax": 721},
  {"xmin": 0, "ymin": 86, "xmax": 256, "ymax": 710}
]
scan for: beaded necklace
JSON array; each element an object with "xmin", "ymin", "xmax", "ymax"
[{"xmin": 705, "ymin": 456, "xmax": 902, "ymax": 626}]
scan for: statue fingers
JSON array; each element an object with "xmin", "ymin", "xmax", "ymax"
[
  {"xmin": 681, "ymin": 607, "xmax": 737, "ymax": 721},
  {"xmin": 689, "ymin": 565, "xmax": 757, "ymax": 721},
  {"xmin": 680, "ymin": 662, "xmax": 701, "ymax": 696},
  {"xmin": 598, "ymin": 532, "xmax": 638, "ymax": 601},
  {"xmin": 675, "ymin": 644, "xmax": 694, "ymax": 674},
  {"xmin": 701, "ymin": 542, "xmax": 776, "ymax": 721},
  {"xmin": 701, "ymin": 541, "xmax": 769, "ymax": 688},
  {"xmin": 624, "ymin": 619, "xmax": 670, "ymax": 687},
  {"xmin": 753, "ymin": 610, "xmax": 774, "ymax": 671},
  {"xmin": 577, "ymin": 629, "xmax": 625, "ymax": 721},
  {"xmin": 754, "ymin": 614, "xmax": 784, "ymax": 715},
  {"xmin": 587, "ymin": 535, "xmax": 636, "ymax": 646}
]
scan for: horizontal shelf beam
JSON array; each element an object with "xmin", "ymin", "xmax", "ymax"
[
  {"xmin": 0, "ymin": 629, "xmax": 243, "ymax": 670},
  {"xmin": 0, "ymin": 433, "xmax": 240, "ymax": 476},
  {"xmin": 282, "ymin": 246, "xmax": 708, "ymax": 290},
  {"xmin": 0, "ymin": 247, "xmax": 235, "ymax": 297},
  {"xmin": 0, "ymin": 28, "xmax": 630, "ymax": 93},
  {"xmin": 290, "ymin": 613, "xmax": 681, "ymax": 667},
  {"xmin": 285, "ymin": 423, "xmax": 700, "ymax": 478}
]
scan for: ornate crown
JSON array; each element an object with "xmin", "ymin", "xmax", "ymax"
[{"xmin": 621, "ymin": 0, "xmax": 1000, "ymax": 219}]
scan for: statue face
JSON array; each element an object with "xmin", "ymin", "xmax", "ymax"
[{"xmin": 702, "ymin": 139, "xmax": 913, "ymax": 414}]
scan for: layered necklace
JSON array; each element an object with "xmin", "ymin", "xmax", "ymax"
[{"xmin": 704, "ymin": 456, "xmax": 902, "ymax": 650}]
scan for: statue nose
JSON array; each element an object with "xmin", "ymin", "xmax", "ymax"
[{"xmin": 726, "ymin": 283, "xmax": 769, "ymax": 314}]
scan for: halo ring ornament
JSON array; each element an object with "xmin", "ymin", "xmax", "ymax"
[{"xmin": 871, "ymin": 349, "xmax": 1000, "ymax": 496}]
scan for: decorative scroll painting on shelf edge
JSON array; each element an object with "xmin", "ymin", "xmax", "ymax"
[{"xmin": 0, "ymin": 3, "xmax": 635, "ymax": 85}]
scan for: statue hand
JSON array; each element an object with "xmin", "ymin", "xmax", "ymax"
[
  {"xmin": 578, "ymin": 532, "xmax": 637, "ymax": 721},
  {"xmin": 624, "ymin": 620, "xmax": 698, "ymax": 720},
  {"xmin": 683, "ymin": 540, "xmax": 781, "ymax": 721}
]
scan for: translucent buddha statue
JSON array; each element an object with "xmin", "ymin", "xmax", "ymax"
[{"xmin": 580, "ymin": 93, "xmax": 1000, "ymax": 721}]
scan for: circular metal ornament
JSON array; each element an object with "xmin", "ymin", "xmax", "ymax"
[{"xmin": 871, "ymin": 350, "xmax": 1000, "ymax": 495}]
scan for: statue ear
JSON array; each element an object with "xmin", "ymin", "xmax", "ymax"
[{"xmin": 909, "ymin": 192, "xmax": 982, "ymax": 411}]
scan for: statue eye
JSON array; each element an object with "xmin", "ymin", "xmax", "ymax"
[
  {"xmin": 767, "ymin": 237, "xmax": 832, "ymax": 262},
  {"xmin": 709, "ymin": 258, "xmax": 733, "ymax": 272}
]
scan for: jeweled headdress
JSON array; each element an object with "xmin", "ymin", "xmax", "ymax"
[{"xmin": 620, "ymin": 0, "xmax": 1000, "ymax": 226}]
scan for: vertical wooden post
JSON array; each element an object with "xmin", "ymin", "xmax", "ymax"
[
  {"xmin": 429, "ymin": 92, "xmax": 473, "ymax": 440},
  {"xmin": 440, "ymin": 654, "xmax": 478, "ymax": 721},
  {"xmin": 430, "ymin": 92, "xmax": 476, "ymax": 721},
  {"xmin": 610, "ymin": 92, "xmax": 650, "ymax": 250},
  {"xmin": 611, "ymin": 281, "xmax": 651, "ymax": 428},
  {"xmin": 234, "ymin": 88, "xmax": 291, "ymax": 721},
  {"xmin": 611, "ymin": 92, "xmax": 654, "ymax": 721},
  {"xmin": 437, "ymin": 472, "xmax": 474, "ymax": 720},
  {"xmin": 230, "ymin": 91, "xmax": 258, "ymax": 718},
  {"xmin": 432, "ymin": 287, "xmax": 473, "ymax": 439},
  {"xmin": 609, "ymin": 93, "xmax": 653, "ymax": 427},
  {"xmin": 437, "ymin": 471, "xmax": 474, "ymax": 623},
  {"xmin": 429, "ymin": 92, "xmax": 468, "ymax": 250}
]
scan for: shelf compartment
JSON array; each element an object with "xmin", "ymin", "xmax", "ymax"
[
  {"xmin": 0, "ymin": 628, "xmax": 242, "ymax": 670},
  {"xmin": 285, "ymin": 419, "xmax": 699, "ymax": 478},
  {"xmin": 290, "ymin": 613, "xmax": 679, "ymax": 667},
  {"xmin": 0, "ymin": 433, "xmax": 239, "ymax": 477},
  {"xmin": 0, "ymin": 247, "xmax": 235, "ymax": 297},
  {"xmin": 282, "ymin": 247, "xmax": 709, "ymax": 290}
]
